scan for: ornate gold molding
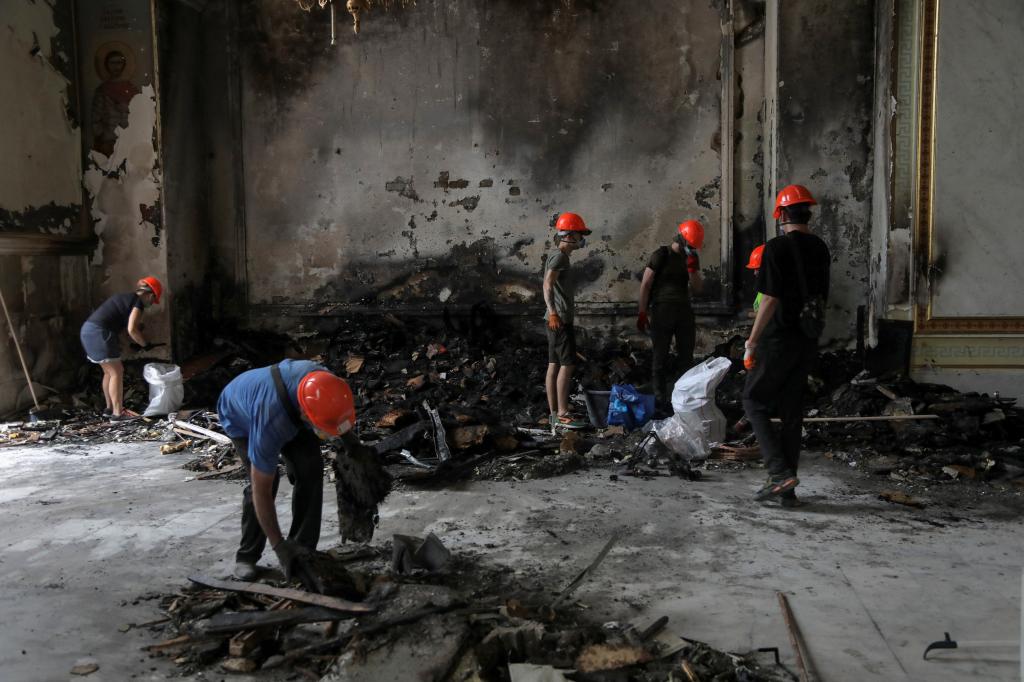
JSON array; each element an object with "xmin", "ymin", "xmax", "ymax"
[{"xmin": 913, "ymin": 0, "xmax": 1024, "ymax": 334}]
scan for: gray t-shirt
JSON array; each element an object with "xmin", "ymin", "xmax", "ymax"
[{"xmin": 544, "ymin": 250, "xmax": 575, "ymax": 325}]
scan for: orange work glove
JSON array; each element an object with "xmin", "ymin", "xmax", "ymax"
[
  {"xmin": 637, "ymin": 311, "xmax": 649, "ymax": 333},
  {"xmin": 743, "ymin": 341, "xmax": 757, "ymax": 370},
  {"xmin": 548, "ymin": 313, "xmax": 563, "ymax": 331}
]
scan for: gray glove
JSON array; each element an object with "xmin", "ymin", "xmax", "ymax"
[{"xmin": 272, "ymin": 539, "xmax": 313, "ymax": 582}]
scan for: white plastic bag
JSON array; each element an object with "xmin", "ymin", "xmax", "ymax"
[
  {"xmin": 142, "ymin": 363, "xmax": 184, "ymax": 416},
  {"xmin": 670, "ymin": 356, "xmax": 732, "ymax": 445},
  {"xmin": 651, "ymin": 411, "xmax": 709, "ymax": 461}
]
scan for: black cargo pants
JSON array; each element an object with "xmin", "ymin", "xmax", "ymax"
[
  {"xmin": 232, "ymin": 429, "xmax": 324, "ymax": 564},
  {"xmin": 650, "ymin": 301, "xmax": 696, "ymax": 405},
  {"xmin": 741, "ymin": 334, "xmax": 817, "ymax": 481}
]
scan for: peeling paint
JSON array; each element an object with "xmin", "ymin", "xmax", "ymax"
[{"xmin": 0, "ymin": 0, "xmax": 82, "ymax": 230}]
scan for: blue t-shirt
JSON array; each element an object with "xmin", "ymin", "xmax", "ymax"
[{"xmin": 217, "ymin": 359, "xmax": 324, "ymax": 474}]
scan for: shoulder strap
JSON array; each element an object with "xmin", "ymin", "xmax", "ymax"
[
  {"xmin": 785, "ymin": 234, "xmax": 810, "ymax": 301},
  {"xmin": 270, "ymin": 363, "xmax": 303, "ymax": 428}
]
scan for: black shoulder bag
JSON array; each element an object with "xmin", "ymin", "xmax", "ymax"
[{"xmin": 786, "ymin": 235, "xmax": 826, "ymax": 339}]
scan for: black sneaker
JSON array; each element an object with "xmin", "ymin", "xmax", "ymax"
[{"xmin": 754, "ymin": 476, "xmax": 799, "ymax": 501}]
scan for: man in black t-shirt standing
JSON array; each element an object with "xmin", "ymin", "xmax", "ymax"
[
  {"xmin": 742, "ymin": 185, "xmax": 830, "ymax": 506},
  {"xmin": 637, "ymin": 220, "xmax": 704, "ymax": 413}
]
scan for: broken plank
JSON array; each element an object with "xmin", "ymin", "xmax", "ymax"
[
  {"xmin": 187, "ymin": 574, "xmax": 375, "ymax": 614},
  {"xmin": 203, "ymin": 606, "xmax": 352, "ymax": 635},
  {"xmin": 173, "ymin": 421, "xmax": 232, "ymax": 445},
  {"xmin": 370, "ymin": 421, "xmax": 428, "ymax": 455},
  {"xmin": 229, "ymin": 599, "xmax": 292, "ymax": 657},
  {"xmin": 262, "ymin": 603, "xmax": 489, "ymax": 669},
  {"xmin": 772, "ymin": 415, "xmax": 940, "ymax": 423}
]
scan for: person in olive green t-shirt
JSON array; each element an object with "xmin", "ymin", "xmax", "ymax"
[{"xmin": 543, "ymin": 212, "xmax": 591, "ymax": 433}]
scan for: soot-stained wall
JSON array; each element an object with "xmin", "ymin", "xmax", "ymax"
[
  {"xmin": 0, "ymin": 0, "xmax": 91, "ymax": 416},
  {"xmin": 777, "ymin": 0, "xmax": 875, "ymax": 340},
  {"xmin": 0, "ymin": 0, "xmax": 82, "ymax": 233},
  {"xmin": 236, "ymin": 0, "xmax": 731, "ymax": 315}
]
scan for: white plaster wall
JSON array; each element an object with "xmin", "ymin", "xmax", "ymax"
[
  {"xmin": 0, "ymin": 0, "xmax": 81, "ymax": 220},
  {"xmin": 929, "ymin": 0, "xmax": 1024, "ymax": 318},
  {"xmin": 82, "ymin": 86, "xmax": 170, "ymax": 351}
]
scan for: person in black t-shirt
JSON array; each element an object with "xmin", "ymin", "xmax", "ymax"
[
  {"xmin": 742, "ymin": 185, "xmax": 830, "ymax": 506},
  {"xmin": 79, "ymin": 276, "xmax": 163, "ymax": 421},
  {"xmin": 637, "ymin": 220, "xmax": 704, "ymax": 412}
]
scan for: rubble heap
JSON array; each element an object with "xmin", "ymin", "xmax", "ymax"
[
  {"xmin": 714, "ymin": 338, "xmax": 1024, "ymax": 486},
  {"xmin": 141, "ymin": 539, "xmax": 792, "ymax": 681}
]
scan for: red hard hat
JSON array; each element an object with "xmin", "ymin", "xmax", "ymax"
[
  {"xmin": 773, "ymin": 184, "xmax": 817, "ymax": 219},
  {"xmin": 746, "ymin": 245, "xmax": 764, "ymax": 270},
  {"xmin": 555, "ymin": 212, "xmax": 592, "ymax": 235},
  {"xmin": 678, "ymin": 220, "xmax": 704, "ymax": 249},
  {"xmin": 297, "ymin": 371, "xmax": 356, "ymax": 437},
  {"xmin": 138, "ymin": 276, "xmax": 163, "ymax": 304}
]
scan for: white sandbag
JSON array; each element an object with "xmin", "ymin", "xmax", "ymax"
[
  {"xmin": 142, "ymin": 363, "xmax": 184, "ymax": 416},
  {"xmin": 670, "ymin": 356, "xmax": 732, "ymax": 445}
]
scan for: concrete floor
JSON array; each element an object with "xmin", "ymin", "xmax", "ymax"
[{"xmin": 0, "ymin": 441, "xmax": 1022, "ymax": 681}]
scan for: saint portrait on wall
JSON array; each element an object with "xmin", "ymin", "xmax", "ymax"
[{"xmin": 90, "ymin": 40, "xmax": 140, "ymax": 157}]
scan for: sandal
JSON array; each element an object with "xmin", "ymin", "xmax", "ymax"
[
  {"xmin": 554, "ymin": 413, "xmax": 589, "ymax": 431},
  {"xmin": 754, "ymin": 476, "xmax": 799, "ymax": 501}
]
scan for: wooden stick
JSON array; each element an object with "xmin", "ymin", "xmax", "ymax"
[
  {"xmin": 772, "ymin": 414, "xmax": 939, "ymax": 423},
  {"xmin": 144, "ymin": 634, "xmax": 192, "ymax": 651},
  {"xmin": 187, "ymin": 574, "xmax": 374, "ymax": 614},
  {"xmin": 196, "ymin": 463, "xmax": 242, "ymax": 480},
  {"xmin": 173, "ymin": 421, "xmax": 232, "ymax": 445},
  {"xmin": 876, "ymin": 385, "xmax": 899, "ymax": 401},
  {"xmin": 777, "ymin": 592, "xmax": 816, "ymax": 682},
  {"xmin": 551, "ymin": 533, "xmax": 619, "ymax": 608},
  {"xmin": 0, "ymin": 289, "xmax": 39, "ymax": 410}
]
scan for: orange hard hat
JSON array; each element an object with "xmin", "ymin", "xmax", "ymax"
[
  {"xmin": 138, "ymin": 276, "xmax": 163, "ymax": 304},
  {"xmin": 555, "ymin": 212, "xmax": 591, "ymax": 235},
  {"xmin": 678, "ymin": 220, "xmax": 704, "ymax": 249},
  {"xmin": 297, "ymin": 371, "xmax": 356, "ymax": 437},
  {"xmin": 773, "ymin": 184, "xmax": 817, "ymax": 219},
  {"xmin": 746, "ymin": 245, "xmax": 764, "ymax": 270}
]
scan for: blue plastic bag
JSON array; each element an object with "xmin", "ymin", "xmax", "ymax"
[{"xmin": 606, "ymin": 384, "xmax": 656, "ymax": 431}]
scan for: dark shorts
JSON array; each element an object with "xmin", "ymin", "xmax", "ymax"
[
  {"xmin": 547, "ymin": 324, "xmax": 576, "ymax": 366},
  {"xmin": 80, "ymin": 321, "xmax": 120, "ymax": 363}
]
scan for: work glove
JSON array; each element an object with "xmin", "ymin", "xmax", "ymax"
[
  {"xmin": 547, "ymin": 313, "xmax": 563, "ymax": 331},
  {"xmin": 272, "ymin": 539, "xmax": 315, "ymax": 584},
  {"xmin": 743, "ymin": 341, "xmax": 757, "ymax": 371},
  {"xmin": 637, "ymin": 311, "xmax": 650, "ymax": 333}
]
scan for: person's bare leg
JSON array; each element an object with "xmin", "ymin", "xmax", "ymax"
[
  {"xmin": 100, "ymin": 364, "xmax": 112, "ymax": 411},
  {"xmin": 546, "ymin": 363, "xmax": 559, "ymax": 416},
  {"xmin": 556, "ymin": 365, "xmax": 575, "ymax": 415},
  {"xmin": 108, "ymin": 361, "xmax": 125, "ymax": 416}
]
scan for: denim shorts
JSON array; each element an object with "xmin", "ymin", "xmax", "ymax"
[{"xmin": 80, "ymin": 322, "xmax": 120, "ymax": 363}]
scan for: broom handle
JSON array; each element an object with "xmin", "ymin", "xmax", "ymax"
[{"xmin": 0, "ymin": 288, "xmax": 40, "ymax": 410}]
